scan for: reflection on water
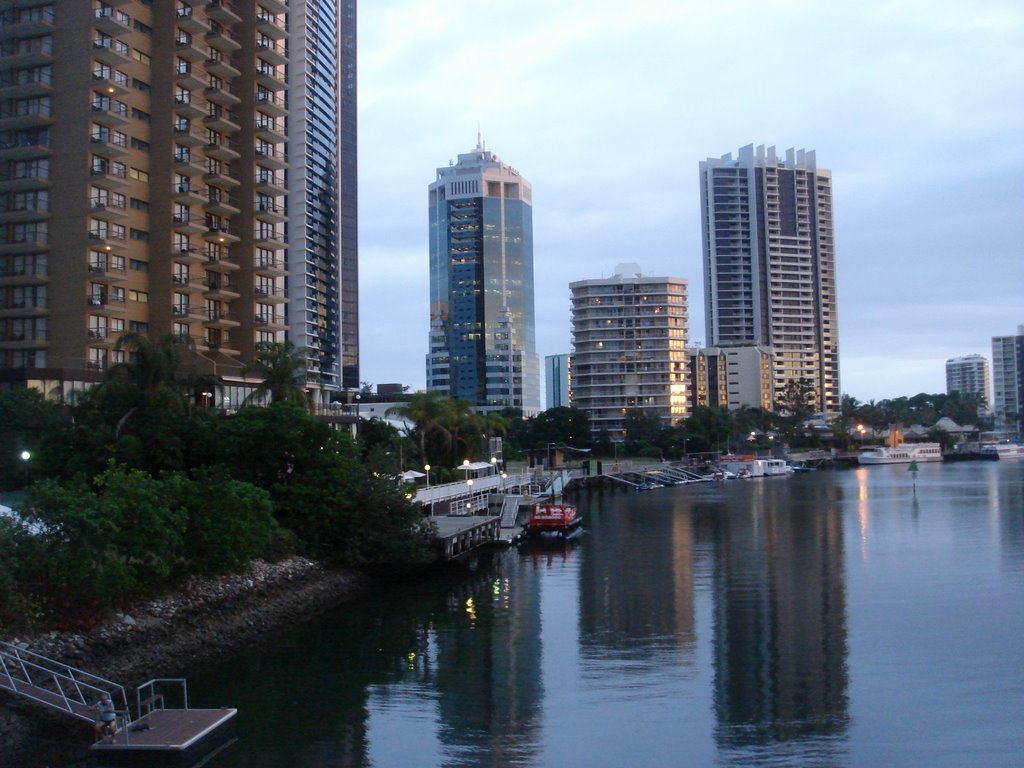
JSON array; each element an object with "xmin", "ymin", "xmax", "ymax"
[{"xmin": 184, "ymin": 462, "xmax": 1024, "ymax": 768}]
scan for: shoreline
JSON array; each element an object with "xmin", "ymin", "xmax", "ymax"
[{"xmin": 1, "ymin": 557, "xmax": 371, "ymax": 766}]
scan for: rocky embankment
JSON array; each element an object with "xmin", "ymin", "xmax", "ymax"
[{"xmin": 1, "ymin": 557, "xmax": 369, "ymax": 765}]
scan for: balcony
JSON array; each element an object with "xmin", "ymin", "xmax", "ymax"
[
  {"xmin": 90, "ymin": 98, "xmax": 130, "ymax": 127},
  {"xmin": 0, "ymin": 167, "xmax": 48, "ymax": 192},
  {"xmin": 171, "ymin": 303, "xmax": 206, "ymax": 322},
  {"xmin": 203, "ymin": 108, "xmax": 239, "ymax": 134},
  {"xmin": 0, "ymin": 99, "xmax": 51, "ymax": 130},
  {"xmin": 254, "ymin": 228, "xmax": 285, "ymax": 250},
  {"xmin": 254, "ymin": 119, "xmax": 285, "ymax": 144},
  {"xmin": 88, "ymin": 197, "xmax": 127, "ymax": 221},
  {"xmin": 255, "ymin": 9, "xmax": 286, "ymax": 40},
  {"xmin": 85, "ymin": 327, "xmax": 120, "ymax": 348},
  {"xmin": 174, "ymin": 63, "xmax": 206, "ymax": 92},
  {"xmin": 92, "ymin": 7, "xmax": 131, "ymax": 37},
  {"xmin": 203, "ymin": 277, "xmax": 239, "ymax": 300},
  {"xmin": 0, "ymin": 6, "xmax": 54, "ymax": 39},
  {"xmin": 253, "ymin": 311, "xmax": 286, "ymax": 330},
  {"xmin": 171, "ymin": 211, "xmax": 208, "ymax": 234},
  {"xmin": 89, "ymin": 132, "xmax": 128, "ymax": 159},
  {"xmin": 204, "ymin": 138, "xmax": 239, "ymax": 162},
  {"xmin": 203, "ymin": 221, "xmax": 239, "ymax": 244},
  {"xmin": 90, "ymin": 70, "xmax": 128, "ymax": 98},
  {"xmin": 257, "ymin": 1, "xmax": 288, "ymax": 19},
  {"xmin": 203, "ymin": 83, "xmax": 240, "ymax": 108},
  {"xmin": 254, "ymin": 285, "xmax": 286, "ymax": 304},
  {"xmin": 172, "ymin": 182, "xmax": 206, "ymax": 205},
  {"xmin": 87, "ymin": 259, "xmax": 127, "ymax": 283},
  {"xmin": 174, "ymin": 33, "xmax": 209, "ymax": 62},
  {"xmin": 172, "ymin": 94, "xmax": 206, "ymax": 120},
  {"xmin": 204, "ymin": 308, "xmax": 240, "ymax": 329},
  {"xmin": 205, "ymin": 0, "xmax": 241, "ymax": 26},
  {"xmin": 0, "ymin": 328, "xmax": 47, "ymax": 349},
  {"xmin": 0, "ymin": 201, "xmax": 47, "ymax": 223},
  {"xmin": 204, "ymin": 195, "xmax": 239, "ymax": 217},
  {"xmin": 0, "ymin": 40, "xmax": 53, "ymax": 70},
  {"xmin": 86, "ymin": 295, "xmax": 126, "ymax": 316},
  {"xmin": 174, "ymin": 5, "xmax": 210, "ymax": 36},
  {"xmin": 173, "ymin": 152, "xmax": 205, "ymax": 177},
  {"xmin": 255, "ymin": 39, "xmax": 287, "ymax": 67},
  {"xmin": 0, "ymin": 231, "xmax": 47, "ymax": 254},
  {"xmin": 203, "ymin": 169, "xmax": 239, "ymax": 191},
  {"xmin": 87, "ymin": 228, "xmax": 126, "ymax": 252},
  {"xmin": 203, "ymin": 248, "xmax": 238, "ymax": 272},
  {"xmin": 205, "ymin": 26, "xmax": 240, "ymax": 54},
  {"xmin": 91, "ymin": 37, "xmax": 131, "ymax": 67},
  {"xmin": 172, "ymin": 245, "xmax": 204, "ymax": 266},
  {"xmin": 253, "ymin": 145, "xmax": 287, "ymax": 171},
  {"xmin": 254, "ymin": 90, "xmax": 286, "ymax": 117},
  {"xmin": 254, "ymin": 64, "xmax": 285, "ymax": 91},
  {"xmin": 254, "ymin": 201, "xmax": 286, "ymax": 224},
  {"xmin": 0, "ymin": 260, "xmax": 47, "ymax": 286},
  {"xmin": 254, "ymin": 172, "xmax": 285, "ymax": 196},
  {"xmin": 171, "ymin": 273, "xmax": 205, "ymax": 294},
  {"xmin": 172, "ymin": 122, "xmax": 205, "ymax": 147},
  {"xmin": 205, "ymin": 54, "xmax": 240, "ymax": 81},
  {"xmin": 88, "ymin": 165, "xmax": 128, "ymax": 189},
  {"xmin": 254, "ymin": 256, "xmax": 286, "ymax": 278},
  {"xmin": 0, "ymin": 68, "xmax": 53, "ymax": 99}
]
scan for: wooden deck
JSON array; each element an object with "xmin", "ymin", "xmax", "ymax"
[
  {"xmin": 91, "ymin": 708, "xmax": 237, "ymax": 767},
  {"xmin": 433, "ymin": 515, "xmax": 502, "ymax": 559}
]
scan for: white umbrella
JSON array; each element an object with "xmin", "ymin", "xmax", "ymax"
[{"xmin": 399, "ymin": 470, "xmax": 426, "ymax": 482}]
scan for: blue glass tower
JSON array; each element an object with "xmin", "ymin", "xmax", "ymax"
[
  {"xmin": 427, "ymin": 139, "xmax": 540, "ymax": 415},
  {"xmin": 287, "ymin": 0, "xmax": 358, "ymax": 400}
]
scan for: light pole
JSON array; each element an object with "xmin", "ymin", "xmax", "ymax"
[
  {"xmin": 424, "ymin": 464, "xmax": 431, "ymax": 489},
  {"xmin": 19, "ymin": 450, "xmax": 30, "ymax": 486},
  {"xmin": 500, "ymin": 471, "xmax": 507, "ymax": 492},
  {"xmin": 466, "ymin": 478, "xmax": 473, "ymax": 513},
  {"xmin": 462, "ymin": 458, "xmax": 470, "ymax": 484},
  {"xmin": 354, "ymin": 394, "xmax": 361, "ymax": 439}
]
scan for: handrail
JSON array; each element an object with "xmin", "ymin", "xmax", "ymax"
[{"xmin": 136, "ymin": 677, "xmax": 189, "ymax": 717}]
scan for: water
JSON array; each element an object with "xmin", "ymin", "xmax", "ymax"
[{"xmin": 190, "ymin": 461, "xmax": 1024, "ymax": 767}]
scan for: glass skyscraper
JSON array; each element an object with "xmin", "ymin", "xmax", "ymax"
[
  {"xmin": 287, "ymin": 0, "xmax": 358, "ymax": 400},
  {"xmin": 427, "ymin": 139, "xmax": 540, "ymax": 415}
]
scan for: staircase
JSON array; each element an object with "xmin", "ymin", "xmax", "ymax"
[
  {"xmin": 0, "ymin": 640, "xmax": 131, "ymax": 726},
  {"xmin": 499, "ymin": 494, "xmax": 523, "ymax": 530}
]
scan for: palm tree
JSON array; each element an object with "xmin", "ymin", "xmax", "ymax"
[
  {"xmin": 242, "ymin": 341, "xmax": 311, "ymax": 408},
  {"xmin": 102, "ymin": 333, "xmax": 189, "ymax": 435},
  {"xmin": 387, "ymin": 391, "xmax": 452, "ymax": 465}
]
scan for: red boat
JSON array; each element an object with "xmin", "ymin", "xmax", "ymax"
[{"xmin": 522, "ymin": 503, "xmax": 583, "ymax": 540}]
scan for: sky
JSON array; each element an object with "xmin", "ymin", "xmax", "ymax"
[{"xmin": 356, "ymin": 0, "xmax": 1024, "ymax": 405}]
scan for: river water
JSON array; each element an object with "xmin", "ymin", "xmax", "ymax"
[{"xmin": 191, "ymin": 461, "xmax": 1024, "ymax": 767}]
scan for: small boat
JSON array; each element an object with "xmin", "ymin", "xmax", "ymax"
[
  {"xmin": 980, "ymin": 443, "xmax": 1024, "ymax": 460},
  {"xmin": 522, "ymin": 502, "xmax": 583, "ymax": 540},
  {"xmin": 858, "ymin": 442, "xmax": 943, "ymax": 465}
]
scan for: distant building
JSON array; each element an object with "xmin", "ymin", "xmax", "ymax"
[
  {"xmin": 545, "ymin": 353, "xmax": 571, "ymax": 409},
  {"xmin": 945, "ymin": 354, "xmax": 990, "ymax": 413},
  {"xmin": 570, "ymin": 264, "xmax": 688, "ymax": 439},
  {"xmin": 992, "ymin": 326, "xmax": 1023, "ymax": 433},
  {"xmin": 426, "ymin": 137, "xmax": 539, "ymax": 415},
  {"xmin": 700, "ymin": 144, "xmax": 840, "ymax": 415},
  {"xmin": 688, "ymin": 345, "xmax": 772, "ymax": 411}
]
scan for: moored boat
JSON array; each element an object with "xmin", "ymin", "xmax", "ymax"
[
  {"xmin": 980, "ymin": 443, "xmax": 1024, "ymax": 460},
  {"xmin": 522, "ymin": 502, "xmax": 582, "ymax": 540},
  {"xmin": 858, "ymin": 442, "xmax": 943, "ymax": 465}
]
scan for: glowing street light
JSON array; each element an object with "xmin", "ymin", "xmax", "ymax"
[{"xmin": 424, "ymin": 464, "xmax": 431, "ymax": 489}]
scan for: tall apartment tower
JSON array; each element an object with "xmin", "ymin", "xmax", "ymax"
[
  {"xmin": 700, "ymin": 144, "xmax": 840, "ymax": 415},
  {"xmin": 945, "ymin": 354, "xmax": 990, "ymax": 405},
  {"xmin": 991, "ymin": 326, "xmax": 1023, "ymax": 433},
  {"xmin": 545, "ymin": 353, "xmax": 571, "ymax": 409},
  {"xmin": 570, "ymin": 264, "xmax": 688, "ymax": 440},
  {"xmin": 0, "ymin": 1, "xmax": 295, "ymax": 397},
  {"xmin": 286, "ymin": 0, "xmax": 358, "ymax": 400},
  {"xmin": 426, "ymin": 138, "xmax": 539, "ymax": 415}
]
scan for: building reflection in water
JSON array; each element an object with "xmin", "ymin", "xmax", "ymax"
[{"xmin": 706, "ymin": 479, "xmax": 850, "ymax": 756}]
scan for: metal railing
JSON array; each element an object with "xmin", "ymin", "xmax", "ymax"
[{"xmin": 0, "ymin": 640, "xmax": 131, "ymax": 726}]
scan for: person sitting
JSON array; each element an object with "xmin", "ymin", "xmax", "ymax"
[{"xmin": 91, "ymin": 692, "xmax": 118, "ymax": 743}]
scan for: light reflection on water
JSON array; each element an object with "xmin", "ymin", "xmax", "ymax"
[{"xmin": 186, "ymin": 461, "xmax": 1024, "ymax": 768}]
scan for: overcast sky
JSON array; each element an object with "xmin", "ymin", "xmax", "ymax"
[{"xmin": 356, "ymin": 0, "xmax": 1024, "ymax": 405}]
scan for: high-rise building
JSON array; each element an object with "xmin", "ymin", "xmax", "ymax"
[
  {"xmin": 426, "ymin": 138, "xmax": 539, "ymax": 415},
  {"xmin": 688, "ymin": 345, "xmax": 772, "ymax": 412},
  {"xmin": 699, "ymin": 144, "xmax": 840, "ymax": 415},
  {"xmin": 991, "ymin": 326, "xmax": 1023, "ymax": 433},
  {"xmin": 945, "ymin": 354, "xmax": 990, "ymax": 407},
  {"xmin": 545, "ymin": 353, "xmax": 571, "ymax": 409},
  {"xmin": 0, "ymin": 1, "xmax": 297, "ymax": 401},
  {"xmin": 286, "ymin": 0, "xmax": 358, "ymax": 401},
  {"xmin": 570, "ymin": 264, "xmax": 688, "ymax": 439}
]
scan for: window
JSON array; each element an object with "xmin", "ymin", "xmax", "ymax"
[
  {"xmin": 131, "ymin": 107, "xmax": 150, "ymax": 123},
  {"xmin": 132, "ymin": 78, "xmax": 150, "ymax": 92},
  {"xmin": 129, "ymin": 320, "xmax": 149, "ymax": 333},
  {"xmin": 129, "ymin": 259, "xmax": 148, "ymax": 272},
  {"xmin": 129, "ymin": 197, "xmax": 149, "ymax": 211},
  {"xmin": 130, "ymin": 137, "xmax": 150, "ymax": 152},
  {"xmin": 128, "ymin": 167, "xmax": 149, "ymax": 182},
  {"xmin": 129, "ymin": 289, "xmax": 148, "ymax": 303},
  {"xmin": 132, "ymin": 49, "xmax": 151, "ymax": 66},
  {"xmin": 129, "ymin": 228, "xmax": 148, "ymax": 242},
  {"xmin": 133, "ymin": 20, "xmax": 152, "ymax": 36}
]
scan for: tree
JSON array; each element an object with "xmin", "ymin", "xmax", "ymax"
[
  {"xmin": 386, "ymin": 391, "xmax": 453, "ymax": 467},
  {"xmin": 0, "ymin": 388, "xmax": 67, "ymax": 490},
  {"xmin": 242, "ymin": 340, "xmax": 311, "ymax": 408}
]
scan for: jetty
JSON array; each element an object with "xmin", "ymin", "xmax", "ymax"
[{"xmin": 1, "ymin": 640, "xmax": 235, "ymax": 766}]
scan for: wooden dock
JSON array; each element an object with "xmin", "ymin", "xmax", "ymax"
[
  {"xmin": 433, "ymin": 515, "xmax": 502, "ymax": 559},
  {"xmin": 91, "ymin": 708, "xmax": 237, "ymax": 767}
]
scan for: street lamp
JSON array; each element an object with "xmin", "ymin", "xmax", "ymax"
[
  {"xmin": 462, "ymin": 458, "xmax": 470, "ymax": 483},
  {"xmin": 500, "ymin": 471, "xmax": 507, "ymax": 491},
  {"xmin": 490, "ymin": 455, "xmax": 497, "ymax": 476},
  {"xmin": 20, "ymin": 450, "xmax": 30, "ymax": 486},
  {"xmin": 424, "ymin": 464, "xmax": 431, "ymax": 489}
]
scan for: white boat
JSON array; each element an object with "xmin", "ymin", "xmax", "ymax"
[
  {"xmin": 980, "ymin": 443, "xmax": 1024, "ymax": 460},
  {"xmin": 762, "ymin": 459, "xmax": 795, "ymax": 476},
  {"xmin": 858, "ymin": 442, "xmax": 943, "ymax": 465}
]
